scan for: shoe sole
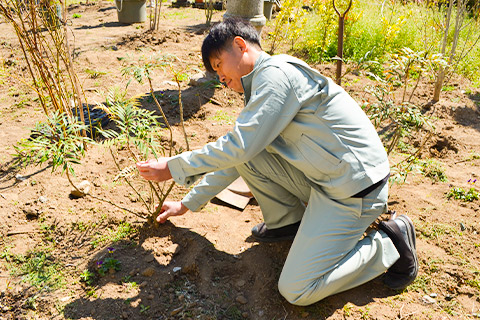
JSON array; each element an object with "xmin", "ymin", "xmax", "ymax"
[
  {"xmin": 251, "ymin": 234, "xmax": 296, "ymax": 243},
  {"xmin": 391, "ymin": 215, "xmax": 419, "ymax": 289}
]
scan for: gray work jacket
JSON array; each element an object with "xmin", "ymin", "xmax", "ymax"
[{"xmin": 168, "ymin": 53, "xmax": 390, "ymax": 211}]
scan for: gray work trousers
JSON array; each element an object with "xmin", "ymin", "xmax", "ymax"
[{"xmin": 236, "ymin": 150, "xmax": 399, "ymax": 306}]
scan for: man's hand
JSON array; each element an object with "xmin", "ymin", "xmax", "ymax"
[
  {"xmin": 136, "ymin": 158, "xmax": 172, "ymax": 182},
  {"xmin": 157, "ymin": 201, "xmax": 189, "ymax": 223}
]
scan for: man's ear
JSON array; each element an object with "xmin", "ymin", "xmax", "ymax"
[{"xmin": 232, "ymin": 36, "xmax": 248, "ymax": 53}]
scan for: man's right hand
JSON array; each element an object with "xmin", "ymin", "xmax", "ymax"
[
  {"xmin": 136, "ymin": 158, "xmax": 172, "ymax": 182},
  {"xmin": 156, "ymin": 201, "xmax": 189, "ymax": 223}
]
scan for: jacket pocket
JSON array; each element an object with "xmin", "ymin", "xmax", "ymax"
[{"xmin": 299, "ymin": 134, "xmax": 342, "ymax": 174}]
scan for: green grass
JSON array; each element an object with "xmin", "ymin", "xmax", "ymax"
[
  {"xmin": 446, "ymin": 187, "xmax": 479, "ymax": 202},
  {"xmin": 91, "ymin": 221, "xmax": 137, "ymax": 248},
  {"xmin": 6, "ymin": 248, "xmax": 65, "ymax": 290},
  {"xmin": 285, "ymin": 0, "xmax": 480, "ymax": 82},
  {"xmin": 208, "ymin": 110, "xmax": 235, "ymax": 125},
  {"xmin": 420, "ymin": 158, "xmax": 448, "ymax": 182}
]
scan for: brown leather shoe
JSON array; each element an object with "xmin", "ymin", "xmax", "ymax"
[
  {"xmin": 379, "ymin": 214, "xmax": 419, "ymax": 290},
  {"xmin": 251, "ymin": 221, "xmax": 300, "ymax": 243}
]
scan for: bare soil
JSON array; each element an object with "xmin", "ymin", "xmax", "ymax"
[{"xmin": 1, "ymin": 2, "xmax": 480, "ymax": 320}]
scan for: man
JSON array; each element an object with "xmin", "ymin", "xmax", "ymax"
[{"xmin": 137, "ymin": 18, "xmax": 418, "ymax": 306}]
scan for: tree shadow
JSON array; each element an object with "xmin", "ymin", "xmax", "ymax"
[
  {"xmin": 0, "ymin": 159, "xmax": 51, "ymax": 191},
  {"xmin": 454, "ymin": 92, "xmax": 480, "ymax": 130},
  {"xmin": 63, "ymin": 220, "xmax": 398, "ymax": 320},
  {"xmin": 137, "ymin": 83, "xmax": 217, "ymax": 127},
  {"xmin": 75, "ymin": 21, "xmax": 132, "ymax": 30}
]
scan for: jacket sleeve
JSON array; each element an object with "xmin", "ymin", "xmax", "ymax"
[
  {"xmin": 167, "ymin": 65, "xmax": 302, "ymax": 188},
  {"xmin": 181, "ymin": 167, "xmax": 239, "ymax": 212}
]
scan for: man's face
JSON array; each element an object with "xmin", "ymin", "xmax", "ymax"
[{"xmin": 209, "ymin": 40, "xmax": 252, "ymax": 93}]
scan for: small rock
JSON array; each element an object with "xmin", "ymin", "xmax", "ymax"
[
  {"xmin": 189, "ymin": 72, "xmax": 208, "ymax": 86},
  {"xmin": 144, "ymin": 255, "xmax": 155, "ymax": 263},
  {"xmin": 236, "ymin": 280, "xmax": 246, "ymax": 287},
  {"xmin": 422, "ymin": 295, "xmax": 436, "ymax": 304},
  {"xmin": 139, "ymin": 281, "xmax": 148, "ymax": 288},
  {"xmin": 122, "ymin": 312, "xmax": 128, "ymax": 319},
  {"xmin": 429, "ymin": 293, "xmax": 438, "ymax": 298},
  {"xmin": 141, "ymin": 267, "xmax": 155, "ymax": 277},
  {"xmin": 242, "ymin": 312, "xmax": 249, "ymax": 318},
  {"xmin": 70, "ymin": 180, "xmax": 91, "ymax": 198},
  {"xmin": 178, "ymin": 294, "xmax": 185, "ymax": 301},
  {"xmin": 15, "ymin": 174, "xmax": 27, "ymax": 182},
  {"xmin": 170, "ymin": 307, "xmax": 182, "ymax": 316},
  {"xmin": 173, "ymin": 266, "xmax": 181, "ymax": 273},
  {"xmin": 23, "ymin": 207, "xmax": 39, "ymax": 219},
  {"xmin": 301, "ymin": 311, "xmax": 310, "ymax": 318},
  {"xmin": 460, "ymin": 222, "xmax": 466, "ymax": 231},
  {"xmin": 236, "ymin": 295, "xmax": 248, "ymax": 304},
  {"xmin": 258, "ymin": 310, "xmax": 264, "ymax": 317},
  {"xmin": 148, "ymin": 294, "xmax": 154, "ymax": 300},
  {"xmin": 162, "ymin": 80, "xmax": 177, "ymax": 87},
  {"xmin": 38, "ymin": 196, "xmax": 48, "ymax": 203},
  {"xmin": 445, "ymin": 294, "xmax": 454, "ymax": 301}
]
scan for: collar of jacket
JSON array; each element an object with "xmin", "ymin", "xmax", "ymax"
[{"xmin": 241, "ymin": 51, "xmax": 270, "ymax": 104}]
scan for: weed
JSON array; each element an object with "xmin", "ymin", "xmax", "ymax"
[
  {"xmin": 85, "ymin": 68, "xmax": 106, "ymax": 79},
  {"xmin": 9, "ymin": 249, "xmax": 65, "ymax": 290},
  {"xmin": 407, "ymin": 274, "xmax": 431, "ymax": 292},
  {"xmin": 91, "ymin": 222, "xmax": 136, "ymax": 248},
  {"xmin": 72, "ymin": 13, "xmax": 81, "ymax": 18},
  {"xmin": 79, "ymin": 269, "xmax": 95, "ymax": 286},
  {"xmin": 442, "ymin": 85, "xmax": 455, "ymax": 92},
  {"xmin": 86, "ymin": 287, "xmax": 97, "ymax": 297},
  {"xmin": 420, "ymin": 158, "xmax": 448, "ymax": 182},
  {"xmin": 446, "ymin": 187, "xmax": 479, "ymax": 202},
  {"xmin": 209, "ymin": 110, "xmax": 235, "ymax": 125},
  {"xmin": 140, "ymin": 304, "xmax": 150, "ymax": 313}
]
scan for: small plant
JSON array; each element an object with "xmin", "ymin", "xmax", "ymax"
[
  {"xmin": 8, "ymin": 249, "xmax": 65, "ymax": 290},
  {"xmin": 446, "ymin": 187, "xmax": 479, "ymax": 202},
  {"xmin": 97, "ymin": 258, "xmax": 121, "ymax": 276},
  {"xmin": 85, "ymin": 68, "xmax": 106, "ymax": 79},
  {"xmin": 91, "ymin": 222, "xmax": 136, "ymax": 248},
  {"xmin": 80, "ymin": 269, "xmax": 95, "ymax": 286},
  {"xmin": 72, "ymin": 13, "xmax": 82, "ymax": 18},
  {"xmin": 420, "ymin": 158, "xmax": 448, "ymax": 182},
  {"xmin": 13, "ymin": 111, "xmax": 92, "ymax": 184},
  {"xmin": 140, "ymin": 304, "xmax": 150, "ymax": 314}
]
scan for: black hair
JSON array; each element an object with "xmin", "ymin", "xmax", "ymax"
[{"xmin": 201, "ymin": 17, "xmax": 262, "ymax": 73}]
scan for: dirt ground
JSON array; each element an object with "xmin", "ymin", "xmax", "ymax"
[{"xmin": 1, "ymin": 2, "xmax": 480, "ymax": 319}]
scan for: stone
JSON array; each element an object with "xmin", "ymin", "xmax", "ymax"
[
  {"xmin": 15, "ymin": 174, "xmax": 27, "ymax": 182},
  {"xmin": 38, "ymin": 196, "xmax": 48, "ymax": 203},
  {"xmin": 242, "ymin": 312, "xmax": 249, "ymax": 318},
  {"xmin": 23, "ymin": 207, "xmax": 39, "ymax": 219},
  {"xmin": 173, "ymin": 266, "xmax": 182, "ymax": 273},
  {"xmin": 141, "ymin": 267, "xmax": 155, "ymax": 277},
  {"xmin": 144, "ymin": 255, "xmax": 155, "ymax": 263},
  {"xmin": 236, "ymin": 295, "xmax": 248, "ymax": 304},
  {"xmin": 70, "ymin": 180, "xmax": 91, "ymax": 198},
  {"xmin": 301, "ymin": 312, "xmax": 310, "ymax": 318},
  {"xmin": 236, "ymin": 280, "xmax": 246, "ymax": 287},
  {"xmin": 189, "ymin": 72, "xmax": 209, "ymax": 86},
  {"xmin": 422, "ymin": 295, "xmax": 436, "ymax": 304}
]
